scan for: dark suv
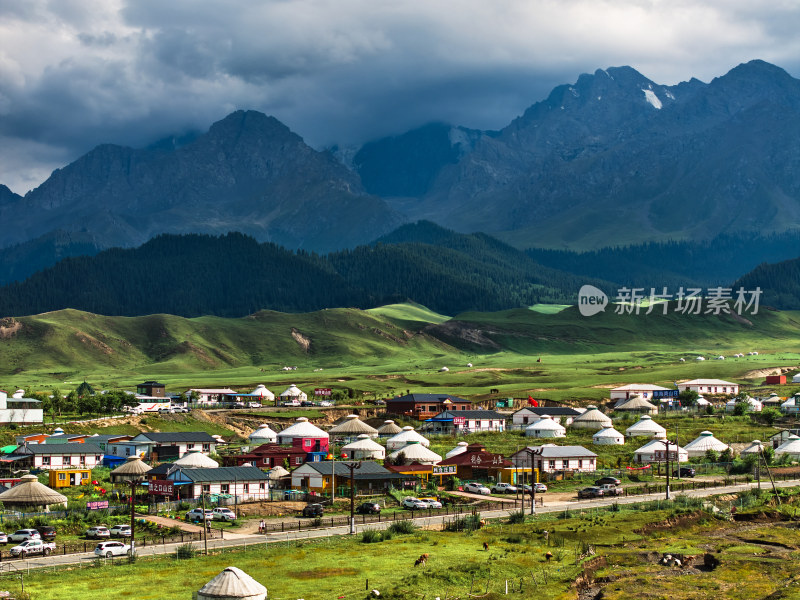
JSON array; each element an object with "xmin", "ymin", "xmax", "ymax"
[
  {"xmin": 302, "ymin": 503, "xmax": 324, "ymax": 517},
  {"xmin": 595, "ymin": 476, "xmax": 621, "ymax": 486},
  {"xmin": 36, "ymin": 526, "xmax": 56, "ymax": 541},
  {"xmin": 673, "ymin": 467, "xmax": 696, "ymax": 477}
]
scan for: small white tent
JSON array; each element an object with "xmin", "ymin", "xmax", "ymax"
[
  {"xmin": 524, "ymin": 415, "xmax": 566, "ymax": 438},
  {"xmin": 593, "ymin": 427, "xmax": 625, "ymax": 445},
  {"xmin": 683, "ymin": 431, "xmax": 729, "ymax": 458}
]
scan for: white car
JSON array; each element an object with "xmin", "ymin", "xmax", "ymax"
[
  {"xmin": 533, "ymin": 483, "xmax": 548, "ymax": 493},
  {"xmin": 109, "ymin": 524, "xmax": 132, "ymax": 537},
  {"xmin": 186, "ymin": 508, "xmax": 214, "ymax": 521},
  {"xmin": 212, "ymin": 507, "xmax": 236, "ymax": 521},
  {"xmin": 491, "ymin": 483, "xmax": 518, "ymax": 494},
  {"xmin": 463, "ymin": 482, "xmax": 491, "ymax": 495},
  {"xmin": 8, "ymin": 529, "xmax": 40, "ymax": 543},
  {"xmin": 402, "ymin": 497, "xmax": 427, "ymax": 510},
  {"xmin": 9, "ymin": 539, "xmax": 54, "ymax": 557},
  {"xmin": 419, "ymin": 498, "xmax": 442, "ymax": 509},
  {"xmin": 318, "ymin": 401, "xmax": 333, "ymax": 407},
  {"xmin": 247, "ymin": 402, "xmax": 262, "ymax": 408},
  {"xmin": 94, "ymin": 541, "xmax": 132, "ymax": 558},
  {"xmin": 86, "ymin": 526, "xmax": 111, "ymax": 539}
]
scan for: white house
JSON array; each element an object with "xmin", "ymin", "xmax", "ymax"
[
  {"xmin": 185, "ymin": 388, "xmax": 237, "ymax": 405},
  {"xmin": 610, "ymin": 384, "xmax": 670, "ymax": 403},
  {"xmin": 0, "ymin": 390, "xmax": 43, "ymax": 425},
  {"xmin": 511, "ymin": 407, "xmax": 582, "ymax": 427},
  {"xmin": 113, "ymin": 432, "xmax": 218, "ymax": 460},
  {"xmin": 510, "ymin": 445, "xmax": 598, "ymax": 474},
  {"xmin": 677, "ymin": 379, "xmax": 739, "ymax": 396},
  {"xmin": 12, "ymin": 442, "xmax": 104, "ymax": 470},
  {"xmin": 633, "ymin": 439, "xmax": 688, "ymax": 463},
  {"xmin": 422, "ymin": 410, "xmax": 506, "ymax": 434}
]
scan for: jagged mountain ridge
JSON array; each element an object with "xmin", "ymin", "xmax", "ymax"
[{"xmin": 0, "ymin": 111, "xmax": 403, "ymax": 254}]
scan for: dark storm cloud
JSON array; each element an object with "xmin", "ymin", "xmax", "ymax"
[{"xmin": 2, "ymin": 0, "xmax": 800, "ymax": 193}]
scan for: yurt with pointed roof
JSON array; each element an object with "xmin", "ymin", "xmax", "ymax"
[
  {"xmin": 570, "ymin": 406, "xmax": 612, "ymax": 430},
  {"xmin": 741, "ymin": 440, "xmax": 765, "ymax": 456},
  {"xmin": 684, "ymin": 431, "xmax": 729, "ymax": 458},
  {"xmin": 633, "ymin": 439, "xmax": 688, "ymax": 463},
  {"xmin": 328, "ymin": 414, "xmax": 379, "ymax": 442},
  {"xmin": 593, "ymin": 427, "xmax": 625, "ymax": 445},
  {"xmin": 775, "ymin": 435, "xmax": 800, "ymax": 460},
  {"xmin": 388, "ymin": 441, "xmax": 442, "ymax": 465},
  {"xmin": 445, "ymin": 441, "xmax": 469, "ymax": 459},
  {"xmin": 174, "ymin": 450, "xmax": 219, "ymax": 468},
  {"xmin": 276, "ymin": 417, "xmax": 329, "ymax": 445},
  {"xmin": 248, "ymin": 424, "xmax": 277, "ymax": 445},
  {"xmin": 251, "ymin": 385, "xmax": 275, "ymax": 402},
  {"xmin": 614, "ymin": 395, "xmax": 658, "ymax": 416},
  {"xmin": 341, "ymin": 434, "xmax": 385, "ymax": 460},
  {"xmin": 386, "ymin": 426, "xmax": 430, "ymax": 451},
  {"xmin": 524, "ymin": 415, "xmax": 566, "ymax": 438},
  {"xmin": 279, "ymin": 384, "xmax": 307, "ymax": 404},
  {"xmin": 625, "ymin": 415, "xmax": 667, "ymax": 439},
  {"xmin": 197, "ymin": 566, "xmax": 267, "ymax": 600},
  {"xmin": 0, "ymin": 474, "xmax": 67, "ymax": 509},
  {"xmin": 110, "ymin": 456, "xmax": 153, "ymax": 483},
  {"xmin": 377, "ymin": 420, "xmax": 403, "ymax": 438}
]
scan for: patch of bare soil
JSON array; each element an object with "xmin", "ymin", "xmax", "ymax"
[
  {"xmin": 291, "ymin": 327, "xmax": 311, "ymax": 352},
  {"xmin": 0, "ymin": 317, "xmax": 21, "ymax": 339},
  {"xmin": 742, "ymin": 366, "xmax": 798, "ymax": 379},
  {"xmin": 236, "ymin": 500, "xmax": 307, "ymax": 518}
]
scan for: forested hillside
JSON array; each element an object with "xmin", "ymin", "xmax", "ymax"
[
  {"xmin": 733, "ymin": 257, "xmax": 800, "ymax": 310},
  {"xmin": 0, "ymin": 228, "xmax": 604, "ymax": 318}
]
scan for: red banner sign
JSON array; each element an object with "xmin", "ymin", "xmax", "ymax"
[
  {"xmin": 314, "ymin": 388, "xmax": 332, "ymax": 396},
  {"xmin": 149, "ymin": 480, "xmax": 174, "ymax": 496},
  {"xmin": 453, "ymin": 416, "xmax": 466, "ymax": 426}
]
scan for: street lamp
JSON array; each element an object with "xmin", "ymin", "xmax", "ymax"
[
  {"xmin": 342, "ymin": 460, "xmax": 362, "ymax": 534},
  {"xmin": 522, "ymin": 447, "xmax": 544, "ymax": 515},
  {"xmin": 325, "ymin": 450, "xmax": 348, "ymax": 506}
]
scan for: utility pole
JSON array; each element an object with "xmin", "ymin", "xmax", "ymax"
[
  {"xmin": 664, "ymin": 439, "xmax": 672, "ymax": 500},
  {"xmin": 342, "ymin": 461, "xmax": 362, "ymax": 534},
  {"xmin": 524, "ymin": 447, "xmax": 544, "ymax": 515},
  {"xmin": 201, "ymin": 491, "xmax": 208, "ymax": 555}
]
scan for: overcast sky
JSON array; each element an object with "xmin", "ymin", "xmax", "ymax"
[{"xmin": 2, "ymin": 0, "xmax": 800, "ymax": 194}]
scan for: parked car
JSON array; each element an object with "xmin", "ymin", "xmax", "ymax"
[
  {"xmin": 158, "ymin": 407, "xmax": 174, "ymax": 413},
  {"xmin": 595, "ymin": 477, "xmax": 621, "ymax": 486},
  {"xmin": 300, "ymin": 400, "xmax": 315, "ymax": 407},
  {"xmin": 0, "ymin": 532, "xmax": 7, "ymax": 545},
  {"xmin": 86, "ymin": 526, "xmax": 111, "ymax": 539},
  {"xmin": 247, "ymin": 402, "xmax": 262, "ymax": 408},
  {"xmin": 9, "ymin": 529, "xmax": 40, "ymax": 543},
  {"xmin": 186, "ymin": 508, "xmax": 214, "ymax": 522},
  {"xmin": 9, "ymin": 539, "xmax": 55, "ymax": 557},
  {"xmin": 463, "ymin": 482, "xmax": 491, "ymax": 495},
  {"xmin": 302, "ymin": 503, "xmax": 325, "ymax": 517},
  {"xmin": 109, "ymin": 524, "xmax": 132, "ymax": 537},
  {"xmin": 356, "ymin": 502, "xmax": 381, "ymax": 514},
  {"xmin": 491, "ymin": 483, "xmax": 518, "ymax": 494},
  {"xmin": 318, "ymin": 401, "xmax": 333, "ymax": 407},
  {"xmin": 35, "ymin": 526, "xmax": 56, "ymax": 541},
  {"xmin": 402, "ymin": 497, "xmax": 428, "ymax": 510},
  {"xmin": 673, "ymin": 467, "xmax": 696, "ymax": 477},
  {"xmin": 418, "ymin": 497, "xmax": 443, "ymax": 509},
  {"xmin": 94, "ymin": 541, "xmax": 132, "ymax": 558},
  {"xmin": 577, "ymin": 487, "xmax": 605, "ymax": 499},
  {"xmin": 212, "ymin": 507, "xmax": 236, "ymax": 522},
  {"xmin": 598, "ymin": 484, "xmax": 623, "ymax": 496}
]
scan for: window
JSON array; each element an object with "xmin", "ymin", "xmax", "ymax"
[
  {"xmin": 79, "ymin": 456, "xmax": 86, "ymax": 464},
  {"xmin": 63, "ymin": 456, "xmax": 72, "ymax": 465},
  {"xmin": 202, "ymin": 443, "xmax": 210, "ymax": 452},
  {"xmin": 295, "ymin": 457, "xmax": 302, "ymax": 465},
  {"xmin": 578, "ymin": 459, "xmax": 583, "ymax": 468},
  {"xmin": 202, "ymin": 484, "xmax": 210, "ymax": 493},
  {"xmin": 548, "ymin": 460, "xmax": 556, "ymax": 469},
  {"xmin": 221, "ymin": 484, "xmax": 230, "ymax": 494},
  {"xmin": 243, "ymin": 484, "xmax": 249, "ymax": 493},
  {"xmin": 259, "ymin": 483, "xmax": 265, "ymax": 490},
  {"xmin": 187, "ymin": 444, "xmax": 195, "ymax": 450},
  {"xmin": 42, "ymin": 456, "xmax": 51, "ymax": 465},
  {"xmin": 95, "ymin": 456, "xmax": 101, "ymax": 462},
  {"xmin": 125, "ymin": 447, "xmax": 131, "ymax": 456},
  {"xmin": 58, "ymin": 472, "xmax": 66, "ymax": 480}
]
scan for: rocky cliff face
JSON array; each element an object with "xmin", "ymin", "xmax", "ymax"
[{"xmin": 1, "ymin": 110, "xmax": 403, "ymax": 253}]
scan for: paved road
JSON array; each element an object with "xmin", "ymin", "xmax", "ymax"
[{"xmin": 3, "ymin": 477, "xmax": 797, "ymax": 574}]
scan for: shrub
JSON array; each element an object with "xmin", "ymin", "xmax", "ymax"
[
  {"xmin": 176, "ymin": 543, "xmax": 196, "ymax": 559},
  {"xmin": 388, "ymin": 520, "xmax": 417, "ymax": 535},
  {"xmin": 360, "ymin": 530, "xmax": 382, "ymax": 543},
  {"xmin": 443, "ymin": 514, "xmax": 482, "ymax": 532},
  {"xmin": 504, "ymin": 534, "xmax": 523, "ymax": 544},
  {"xmin": 507, "ymin": 510, "xmax": 526, "ymax": 525}
]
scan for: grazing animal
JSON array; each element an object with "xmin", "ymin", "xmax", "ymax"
[
  {"xmin": 545, "ymin": 551, "xmax": 553, "ymax": 562},
  {"xmin": 483, "ymin": 542, "xmax": 489, "ymax": 551},
  {"xmin": 414, "ymin": 554, "xmax": 429, "ymax": 567}
]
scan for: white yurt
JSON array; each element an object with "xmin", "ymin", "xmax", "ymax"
[
  {"xmin": 780, "ymin": 396, "xmax": 797, "ymax": 413},
  {"xmin": 279, "ymin": 384, "xmax": 307, "ymax": 403},
  {"xmin": 197, "ymin": 566, "xmax": 267, "ymax": 600},
  {"xmin": 695, "ymin": 395, "xmax": 710, "ymax": 408},
  {"xmin": 614, "ymin": 395, "xmax": 658, "ymax": 415},
  {"xmin": 793, "ymin": 373, "xmax": 800, "ymax": 384},
  {"xmin": 593, "ymin": 426, "xmax": 625, "ymax": 445},
  {"xmin": 633, "ymin": 439, "xmax": 688, "ymax": 463},
  {"xmin": 276, "ymin": 417, "xmax": 329, "ymax": 444},
  {"xmin": 251, "ymin": 385, "xmax": 275, "ymax": 402},
  {"xmin": 726, "ymin": 396, "xmax": 762, "ymax": 412},
  {"xmin": 625, "ymin": 415, "xmax": 667, "ymax": 439},
  {"xmin": 341, "ymin": 434, "xmax": 386, "ymax": 460},
  {"xmin": 174, "ymin": 450, "xmax": 219, "ymax": 468},
  {"xmin": 445, "ymin": 441, "xmax": 469, "ymax": 459},
  {"xmin": 775, "ymin": 435, "xmax": 800, "ymax": 460},
  {"xmin": 388, "ymin": 441, "xmax": 442, "ymax": 465},
  {"xmin": 377, "ymin": 420, "xmax": 403, "ymax": 438},
  {"xmin": 740, "ymin": 440, "xmax": 765, "ymax": 456},
  {"xmin": 571, "ymin": 405, "xmax": 612, "ymax": 430},
  {"xmin": 695, "ymin": 356, "xmax": 705, "ymax": 361},
  {"xmin": 524, "ymin": 415, "xmax": 566, "ymax": 438},
  {"xmin": 683, "ymin": 431, "xmax": 730, "ymax": 458},
  {"xmin": 248, "ymin": 424, "xmax": 277, "ymax": 445},
  {"xmin": 386, "ymin": 426, "xmax": 430, "ymax": 451},
  {"xmin": 327, "ymin": 415, "xmax": 379, "ymax": 441}
]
